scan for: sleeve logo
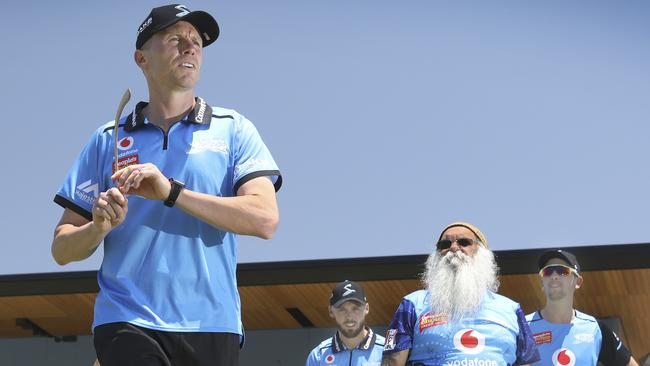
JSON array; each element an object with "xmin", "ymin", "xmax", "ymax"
[
  {"xmin": 75, "ymin": 180, "xmax": 99, "ymax": 204},
  {"xmin": 384, "ymin": 329, "xmax": 397, "ymax": 351}
]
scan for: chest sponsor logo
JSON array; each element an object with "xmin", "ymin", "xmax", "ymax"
[
  {"xmin": 573, "ymin": 333, "xmax": 594, "ymax": 344},
  {"xmin": 113, "ymin": 154, "xmax": 140, "ymax": 173},
  {"xmin": 453, "ymin": 329, "xmax": 486, "ymax": 355},
  {"xmin": 187, "ymin": 138, "xmax": 228, "ymax": 154},
  {"xmin": 419, "ymin": 312, "xmax": 448, "ymax": 333},
  {"xmin": 385, "ymin": 329, "xmax": 397, "ymax": 351},
  {"xmin": 533, "ymin": 331, "xmax": 552, "ymax": 345},
  {"xmin": 117, "ymin": 136, "xmax": 134, "ymax": 150},
  {"xmin": 325, "ymin": 354, "xmax": 335, "ymax": 364},
  {"xmin": 76, "ymin": 180, "xmax": 98, "ymax": 204},
  {"xmin": 552, "ymin": 348, "xmax": 576, "ymax": 366}
]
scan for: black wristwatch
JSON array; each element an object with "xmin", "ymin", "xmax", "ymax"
[{"xmin": 164, "ymin": 178, "xmax": 185, "ymax": 207}]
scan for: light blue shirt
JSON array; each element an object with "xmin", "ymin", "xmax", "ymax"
[
  {"xmin": 526, "ymin": 310, "xmax": 602, "ymax": 366},
  {"xmin": 306, "ymin": 327, "xmax": 385, "ymax": 366},
  {"xmin": 384, "ymin": 289, "xmax": 539, "ymax": 366},
  {"xmin": 55, "ymin": 98, "xmax": 281, "ymax": 334}
]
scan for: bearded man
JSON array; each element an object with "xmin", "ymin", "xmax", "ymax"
[
  {"xmin": 381, "ymin": 222, "xmax": 540, "ymax": 366},
  {"xmin": 306, "ymin": 280, "xmax": 385, "ymax": 366}
]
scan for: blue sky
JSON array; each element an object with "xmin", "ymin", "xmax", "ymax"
[{"xmin": 1, "ymin": 0, "xmax": 649, "ymax": 275}]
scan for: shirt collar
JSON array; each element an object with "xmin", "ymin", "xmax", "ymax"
[
  {"xmin": 331, "ymin": 326, "xmax": 376, "ymax": 354},
  {"xmin": 124, "ymin": 97, "xmax": 213, "ymax": 132}
]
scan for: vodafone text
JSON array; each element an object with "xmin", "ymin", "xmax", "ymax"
[{"xmin": 445, "ymin": 359, "xmax": 497, "ymax": 366}]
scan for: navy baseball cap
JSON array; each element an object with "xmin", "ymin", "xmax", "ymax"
[
  {"xmin": 136, "ymin": 4, "xmax": 220, "ymax": 49},
  {"xmin": 538, "ymin": 249, "xmax": 581, "ymax": 273},
  {"xmin": 330, "ymin": 280, "xmax": 367, "ymax": 308}
]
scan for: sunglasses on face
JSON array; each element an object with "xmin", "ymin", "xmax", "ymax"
[
  {"xmin": 436, "ymin": 238, "xmax": 477, "ymax": 250},
  {"xmin": 539, "ymin": 264, "xmax": 578, "ymax": 278}
]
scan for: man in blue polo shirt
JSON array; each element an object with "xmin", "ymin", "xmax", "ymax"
[
  {"xmin": 306, "ymin": 280, "xmax": 385, "ymax": 366},
  {"xmin": 526, "ymin": 250, "xmax": 638, "ymax": 366},
  {"xmin": 52, "ymin": 4, "xmax": 281, "ymax": 366},
  {"xmin": 382, "ymin": 222, "xmax": 539, "ymax": 366}
]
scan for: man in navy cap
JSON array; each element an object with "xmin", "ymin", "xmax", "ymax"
[
  {"xmin": 52, "ymin": 4, "xmax": 281, "ymax": 365},
  {"xmin": 306, "ymin": 280, "xmax": 385, "ymax": 366},
  {"xmin": 526, "ymin": 250, "xmax": 638, "ymax": 366}
]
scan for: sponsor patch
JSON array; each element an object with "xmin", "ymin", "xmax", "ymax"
[
  {"xmin": 552, "ymin": 348, "xmax": 575, "ymax": 366},
  {"xmin": 384, "ymin": 329, "xmax": 397, "ymax": 351},
  {"xmin": 325, "ymin": 354, "xmax": 335, "ymax": 364},
  {"xmin": 533, "ymin": 331, "xmax": 552, "ymax": 345},
  {"xmin": 419, "ymin": 312, "xmax": 448, "ymax": 333},
  {"xmin": 117, "ymin": 136, "xmax": 134, "ymax": 150},
  {"xmin": 113, "ymin": 154, "xmax": 140, "ymax": 173},
  {"xmin": 453, "ymin": 329, "xmax": 485, "ymax": 355}
]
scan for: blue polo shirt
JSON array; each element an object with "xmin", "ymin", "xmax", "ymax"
[
  {"xmin": 54, "ymin": 97, "xmax": 281, "ymax": 334},
  {"xmin": 306, "ymin": 327, "xmax": 385, "ymax": 366},
  {"xmin": 384, "ymin": 289, "xmax": 540, "ymax": 366}
]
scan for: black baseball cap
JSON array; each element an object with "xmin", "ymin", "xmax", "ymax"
[
  {"xmin": 136, "ymin": 4, "xmax": 220, "ymax": 49},
  {"xmin": 538, "ymin": 249, "xmax": 581, "ymax": 273},
  {"xmin": 330, "ymin": 280, "xmax": 367, "ymax": 308}
]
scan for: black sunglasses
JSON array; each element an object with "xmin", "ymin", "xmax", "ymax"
[{"xmin": 436, "ymin": 238, "xmax": 477, "ymax": 250}]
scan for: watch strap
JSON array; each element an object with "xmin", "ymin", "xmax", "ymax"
[{"xmin": 164, "ymin": 178, "xmax": 185, "ymax": 207}]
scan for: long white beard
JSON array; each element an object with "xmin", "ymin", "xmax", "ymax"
[{"xmin": 422, "ymin": 247, "xmax": 500, "ymax": 322}]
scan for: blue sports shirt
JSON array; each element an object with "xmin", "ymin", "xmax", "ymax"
[
  {"xmin": 306, "ymin": 327, "xmax": 385, "ymax": 366},
  {"xmin": 384, "ymin": 289, "xmax": 540, "ymax": 366},
  {"xmin": 526, "ymin": 310, "xmax": 632, "ymax": 366},
  {"xmin": 54, "ymin": 98, "xmax": 281, "ymax": 334}
]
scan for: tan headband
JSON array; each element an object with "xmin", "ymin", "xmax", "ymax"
[{"xmin": 438, "ymin": 222, "xmax": 489, "ymax": 248}]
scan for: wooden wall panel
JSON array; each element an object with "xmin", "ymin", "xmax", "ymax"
[{"xmin": 0, "ymin": 269, "xmax": 648, "ymax": 360}]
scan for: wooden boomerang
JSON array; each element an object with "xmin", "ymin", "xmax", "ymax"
[{"xmin": 113, "ymin": 88, "xmax": 131, "ymax": 172}]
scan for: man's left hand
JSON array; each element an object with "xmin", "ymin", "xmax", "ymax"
[{"xmin": 111, "ymin": 163, "xmax": 170, "ymax": 201}]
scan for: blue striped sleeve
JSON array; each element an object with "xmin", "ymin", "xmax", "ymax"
[
  {"xmin": 515, "ymin": 306, "xmax": 540, "ymax": 364},
  {"xmin": 383, "ymin": 298, "xmax": 416, "ymax": 354}
]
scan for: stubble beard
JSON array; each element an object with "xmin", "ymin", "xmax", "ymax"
[{"xmin": 338, "ymin": 322, "xmax": 365, "ymax": 339}]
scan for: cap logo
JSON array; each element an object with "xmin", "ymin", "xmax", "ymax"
[
  {"xmin": 138, "ymin": 17, "xmax": 152, "ymax": 35},
  {"xmin": 175, "ymin": 5, "xmax": 190, "ymax": 17},
  {"xmin": 342, "ymin": 283, "xmax": 356, "ymax": 296}
]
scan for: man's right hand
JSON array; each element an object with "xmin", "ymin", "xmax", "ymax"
[{"xmin": 92, "ymin": 187, "xmax": 128, "ymax": 232}]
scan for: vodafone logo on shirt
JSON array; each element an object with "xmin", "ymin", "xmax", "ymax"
[
  {"xmin": 453, "ymin": 329, "xmax": 486, "ymax": 355},
  {"xmin": 552, "ymin": 349, "xmax": 575, "ymax": 366},
  {"xmin": 118, "ymin": 136, "xmax": 134, "ymax": 150}
]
